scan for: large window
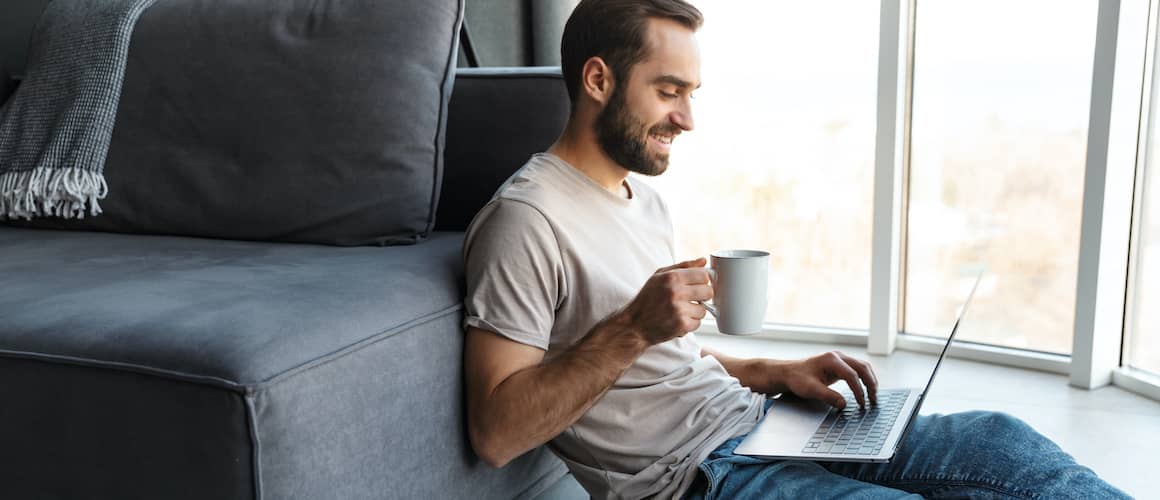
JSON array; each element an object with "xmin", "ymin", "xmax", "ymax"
[
  {"xmin": 623, "ymin": 0, "xmax": 1159, "ymax": 399},
  {"xmin": 903, "ymin": 0, "xmax": 1098, "ymax": 354},
  {"xmin": 652, "ymin": 1, "xmax": 879, "ymax": 330},
  {"xmin": 1127, "ymin": 35, "xmax": 1160, "ymax": 376}
]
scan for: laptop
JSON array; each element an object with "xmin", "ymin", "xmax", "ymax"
[{"xmin": 733, "ymin": 273, "xmax": 982, "ymax": 463}]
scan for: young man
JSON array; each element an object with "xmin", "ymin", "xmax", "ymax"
[{"xmin": 462, "ymin": 1, "xmax": 1128, "ymax": 498}]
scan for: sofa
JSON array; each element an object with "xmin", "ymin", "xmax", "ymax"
[{"xmin": 0, "ymin": 1, "xmax": 584, "ymax": 498}]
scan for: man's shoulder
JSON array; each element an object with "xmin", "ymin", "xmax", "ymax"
[
  {"xmin": 491, "ymin": 153, "xmax": 573, "ymax": 213},
  {"xmin": 464, "ymin": 156, "xmax": 561, "ymax": 254},
  {"xmin": 468, "ymin": 197, "xmax": 551, "ymax": 237}
]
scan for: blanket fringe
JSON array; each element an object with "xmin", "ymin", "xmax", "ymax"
[{"xmin": 0, "ymin": 167, "xmax": 108, "ymax": 220}]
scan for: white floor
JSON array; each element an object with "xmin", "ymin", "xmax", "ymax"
[{"xmin": 698, "ymin": 333, "xmax": 1160, "ymax": 499}]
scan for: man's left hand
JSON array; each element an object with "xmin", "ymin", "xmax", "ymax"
[
  {"xmin": 776, "ymin": 351, "xmax": 878, "ymax": 409},
  {"xmin": 718, "ymin": 350, "xmax": 879, "ymax": 409}
]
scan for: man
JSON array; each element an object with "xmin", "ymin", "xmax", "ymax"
[{"xmin": 461, "ymin": 1, "xmax": 1128, "ymax": 498}]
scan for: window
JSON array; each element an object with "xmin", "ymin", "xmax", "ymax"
[
  {"xmin": 1126, "ymin": 29, "xmax": 1160, "ymax": 376},
  {"xmin": 903, "ymin": 0, "xmax": 1097, "ymax": 354},
  {"xmin": 652, "ymin": 1, "xmax": 879, "ymax": 329}
]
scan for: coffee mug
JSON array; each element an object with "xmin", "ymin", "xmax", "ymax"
[{"xmin": 703, "ymin": 249, "xmax": 769, "ymax": 335}]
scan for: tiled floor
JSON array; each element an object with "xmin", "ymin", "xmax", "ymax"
[{"xmin": 698, "ymin": 333, "xmax": 1160, "ymax": 499}]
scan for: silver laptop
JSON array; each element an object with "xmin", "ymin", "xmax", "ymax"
[{"xmin": 734, "ymin": 273, "xmax": 982, "ymax": 463}]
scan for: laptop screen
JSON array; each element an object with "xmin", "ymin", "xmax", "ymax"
[{"xmin": 917, "ymin": 272, "xmax": 984, "ymax": 400}]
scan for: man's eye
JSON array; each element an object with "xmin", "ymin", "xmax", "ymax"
[{"xmin": 659, "ymin": 91, "xmax": 678, "ymax": 99}]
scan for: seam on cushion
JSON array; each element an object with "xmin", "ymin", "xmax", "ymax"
[
  {"xmin": 254, "ymin": 303, "xmax": 463, "ymax": 389},
  {"xmin": 0, "ymin": 304, "xmax": 462, "ymax": 392},
  {"xmin": 245, "ymin": 392, "xmax": 264, "ymax": 500},
  {"xmin": 0, "ymin": 348, "xmax": 248, "ymax": 392},
  {"xmin": 424, "ymin": 0, "xmax": 465, "ymax": 236}
]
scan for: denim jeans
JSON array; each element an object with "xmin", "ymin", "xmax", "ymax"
[{"xmin": 684, "ymin": 406, "xmax": 1130, "ymax": 499}]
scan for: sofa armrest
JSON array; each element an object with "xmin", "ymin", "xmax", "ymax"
[{"xmin": 437, "ymin": 67, "xmax": 570, "ymax": 231}]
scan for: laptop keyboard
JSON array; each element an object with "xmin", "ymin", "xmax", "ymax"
[{"xmin": 801, "ymin": 389, "xmax": 909, "ymax": 456}]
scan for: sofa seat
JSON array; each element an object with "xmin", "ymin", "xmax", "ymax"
[
  {"xmin": 0, "ymin": 227, "xmax": 464, "ymax": 383},
  {"xmin": 0, "ymin": 227, "xmax": 568, "ymax": 499}
]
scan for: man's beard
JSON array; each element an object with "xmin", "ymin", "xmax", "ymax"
[{"xmin": 595, "ymin": 88, "xmax": 676, "ymax": 177}]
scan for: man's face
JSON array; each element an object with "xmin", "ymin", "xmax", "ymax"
[{"xmin": 596, "ymin": 18, "xmax": 701, "ymax": 177}]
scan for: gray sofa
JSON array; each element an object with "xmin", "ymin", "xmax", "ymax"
[{"xmin": 0, "ymin": 1, "xmax": 582, "ymax": 498}]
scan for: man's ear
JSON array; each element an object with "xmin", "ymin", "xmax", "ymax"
[{"xmin": 580, "ymin": 56, "xmax": 615, "ymax": 106}]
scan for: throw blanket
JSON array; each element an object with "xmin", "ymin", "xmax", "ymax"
[{"xmin": 0, "ymin": 0, "xmax": 157, "ymax": 220}]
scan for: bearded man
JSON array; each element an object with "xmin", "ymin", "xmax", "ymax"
[{"xmin": 460, "ymin": 1, "xmax": 1128, "ymax": 498}]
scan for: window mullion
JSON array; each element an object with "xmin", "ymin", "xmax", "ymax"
[
  {"xmin": 1072, "ymin": 0, "xmax": 1149, "ymax": 389},
  {"xmin": 869, "ymin": 0, "xmax": 913, "ymax": 355}
]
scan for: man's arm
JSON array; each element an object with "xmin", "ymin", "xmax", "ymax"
[
  {"xmin": 702, "ymin": 346, "xmax": 879, "ymax": 409},
  {"xmin": 465, "ymin": 320, "xmax": 644, "ymax": 467},
  {"xmin": 465, "ymin": 259, "xmax": 712, "ymax": 468}
]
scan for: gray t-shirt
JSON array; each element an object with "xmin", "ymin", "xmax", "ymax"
[{"xmin": 463, "ymin": 153, "xmax": 765, "ymax": 500}]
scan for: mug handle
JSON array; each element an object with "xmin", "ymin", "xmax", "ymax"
[{"xmin": 699, "ymin": 268, "xmax": 718, "ymax": 318}]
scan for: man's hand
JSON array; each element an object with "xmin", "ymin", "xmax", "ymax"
[
  {"xmin": 616, "ymin": 258, "xmax": 713, "ymax": 345},
  {"xmin": 779, "ymin": 351, "xmax": 879, "ymax": 409},
  {"xmin": 707, "ymin": 348, "xmax": 879, "ymax": 409}
]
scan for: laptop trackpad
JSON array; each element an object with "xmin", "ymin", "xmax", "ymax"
[{"xmin": 735, "ymin": 395, "xmax": 832, "ymax": 455}]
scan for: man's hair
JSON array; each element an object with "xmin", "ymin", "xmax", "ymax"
[{"xmin": 560, "ymin": 0, "xmax": 703, "ymax": 104}]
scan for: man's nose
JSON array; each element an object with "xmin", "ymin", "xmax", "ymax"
[{"xmin": 671, "ymin": 99, "xmax": 694, "ymax": 131}]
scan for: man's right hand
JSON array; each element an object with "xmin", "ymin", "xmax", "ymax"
[{"xmin": 617, "ymin": 257, "xmax": 714, "ymax": 345}]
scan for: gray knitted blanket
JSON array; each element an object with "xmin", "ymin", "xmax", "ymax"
[{"xmin": 0, "ymin": 0, "xmax": 157, "ymax": 220}]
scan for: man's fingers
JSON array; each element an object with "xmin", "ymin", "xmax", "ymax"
[
  {"xmin": 688, "ymin": 302, "xmax": 708, "ymax": 320},
  {"xmin": 816, "ymin": 386, "xmax": 847, "ymax": 410},
  {"xmin": 816, "ymin": 353, "xmax": 865, "ymax": 408},
  {"xmin": 671, "ymin": 267, "xmax": 712, "ymax": 285},
  {"xmin": 656, "ymin": 257, "xmax": 707, "ymax": 274},
  {"xmin": 833, "ymin": 363, "xmax": 867, "ymax": 409},
  {"xmin": 679, "ymin": 283, "xmax": 714, "ymax": 302},
  {"xmin": 842, "ymin": 355, "xmax": 879, "ymax": 404}
]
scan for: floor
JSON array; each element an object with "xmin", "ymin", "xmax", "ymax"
[{"xmin": 698, "ymin": 333, "xmax": 1160, "ymax": 499}]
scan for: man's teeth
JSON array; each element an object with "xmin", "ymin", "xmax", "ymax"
[{"xmin": 652, "ymin": 135, "xmax": 673, "ymax": 144}]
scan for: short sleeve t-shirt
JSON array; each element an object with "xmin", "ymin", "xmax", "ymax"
[{"xmin": 463, "ymin": 153, "xmax": 765, "ymax": 500}]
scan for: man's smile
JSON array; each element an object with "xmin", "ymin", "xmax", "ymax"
[{"xmin": 649, "ymin": 131, "xmax": 676, "ymax": 153}]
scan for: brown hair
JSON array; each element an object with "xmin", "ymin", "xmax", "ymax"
[{"xmin": 560, "ymin": 0, "xmax": 703, "ymax": 104}]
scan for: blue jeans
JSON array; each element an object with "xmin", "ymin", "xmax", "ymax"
[{"xmin": 684, "ymin": 408, "xmax": 1130, "ymax": 499}]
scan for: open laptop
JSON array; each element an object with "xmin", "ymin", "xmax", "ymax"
[{"xmin": 734, "ymin": 273, "xmax": 983, "ymax": 463}]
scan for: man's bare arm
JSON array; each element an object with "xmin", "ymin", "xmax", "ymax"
[
  {"xmin": 465, "ymin": 319, "xmax": 646, "ymax": 467},
  {"xmin": 701, "ymin": 345, "xmax": 880, "ymax": 409},
  {"xmin": 700, "ymin": 345, "xmax": 787, "ymax": 393},
  {"xmin": 466, "ymin": 259, "xmax": 713, "ymax": 467}
]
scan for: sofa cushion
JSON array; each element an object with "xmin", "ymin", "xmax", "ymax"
[
  {"xmin": 438, "ymin": 67, "xmax": 570, "ymax": 231},
  {"xmin": 6, "ymin": 0, "xmax": 463, "ymax": 246},
  {"xmin": 0, "ymin": 227, "xmax": 464, "ymax": 384}
]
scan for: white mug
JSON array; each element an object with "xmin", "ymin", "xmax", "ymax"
[{"xmin": 703, "ymin": 249, "xmax": 769, "ymax": 335}]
